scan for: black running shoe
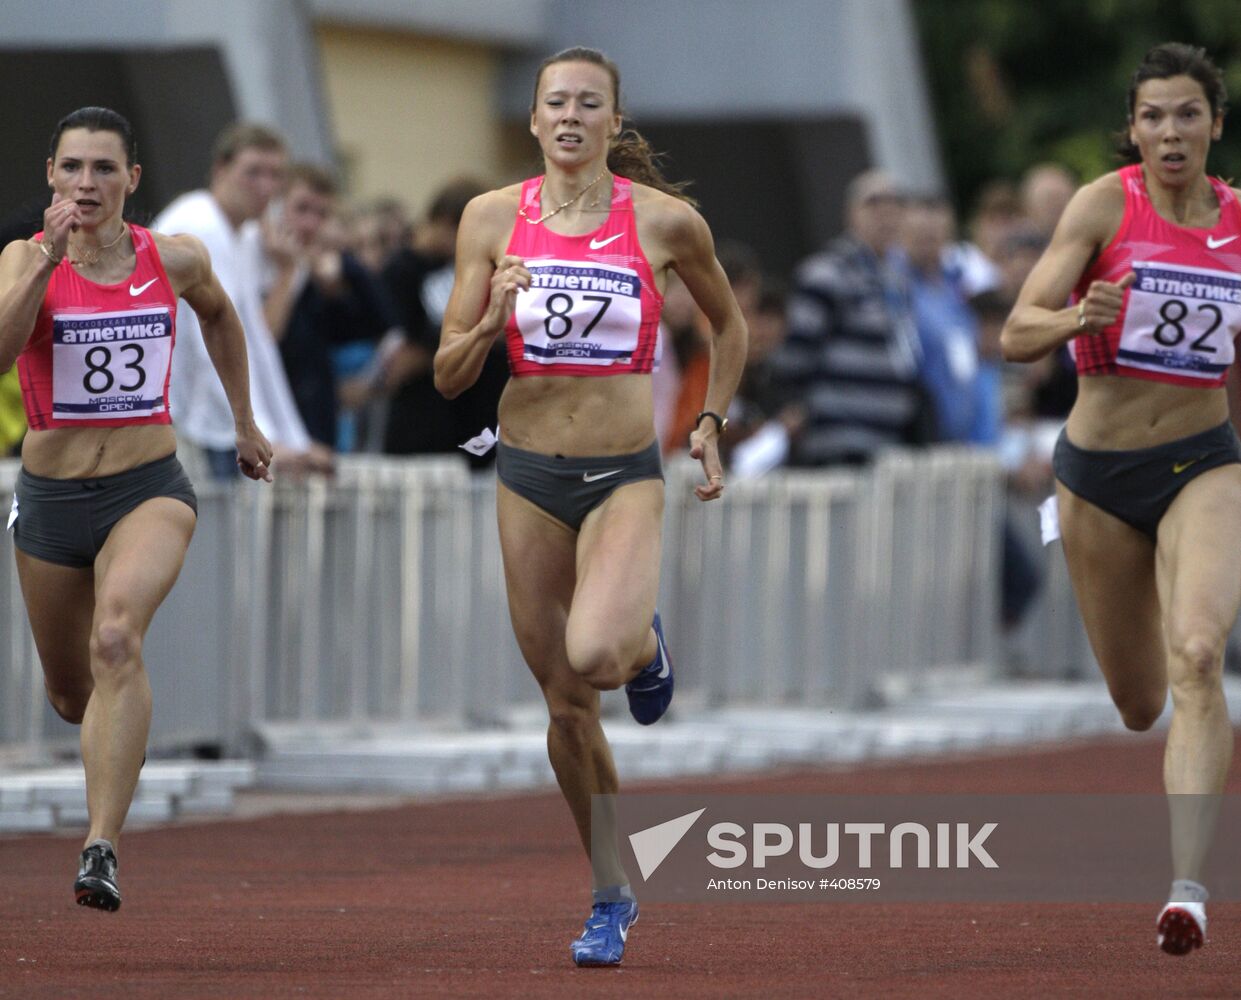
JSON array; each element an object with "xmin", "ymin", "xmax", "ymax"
[{"xmin": 74, "ymin": 843, "xmax": 121, "ymax": 912}]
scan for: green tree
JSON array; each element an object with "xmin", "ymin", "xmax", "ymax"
[{"xmin": 914, "ymin": 0, "xmax": 1241, "ymax": 218}]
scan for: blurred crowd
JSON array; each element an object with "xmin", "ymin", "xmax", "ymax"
[
  {"xmin": 689, "ymin": 162, "xmax": 1080, "ymax": 632},
  {"xmin": 0, "ymin": 122, "xmax": 1081, "ymax": 626},
  {"xmin": 690, "ymin": 163, "xmax": 1077, "ymax": 489}
]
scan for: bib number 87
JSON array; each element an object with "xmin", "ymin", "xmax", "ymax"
[
  {"xmin": 543, "ymin": 292, "xmax": 612, "ymax": 340},
  {"xmin": 82, "ymin": 344, "xmax": 147, "ymax": 393},
  {"xmin": 1153, "ymin": 299, "xmax": 1223, "ymax": 352}
]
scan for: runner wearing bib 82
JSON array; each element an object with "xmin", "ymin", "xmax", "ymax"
[
  {"xmin": 1074, "ymin": 162, "xmax": 1241, "ymax": 389},
  {"xmin": 1001, "ymin": 44, "xmax": 1241, "ymax": 956}
]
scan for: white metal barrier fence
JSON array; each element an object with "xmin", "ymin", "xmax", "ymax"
[{"xmin": 1, "ymin": 447, "xmax": 1008, "ymax": 762}]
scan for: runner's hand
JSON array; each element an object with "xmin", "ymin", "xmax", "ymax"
[
  {"xmin": 690, "ymin": 424, "xmax": 725, "ymax": 502},
  {"xmin": 481, "ymin": 255, "xmax": 530, "ymax": 336},
  {"xmin": 1078, "ymin": 272, "xmax": 1136, "ymax": 332},
  {"xmin": 41, "ymin": 193, "xmax": 81, "ymax": 262},
  {"xmin": 236, "ymin": 422, "xmax": 275, "ymax": 482}
]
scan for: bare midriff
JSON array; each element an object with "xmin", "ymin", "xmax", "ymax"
[
  {"xmin": 1066, "ymin": 374, "xmax": 1230, "ymax": 450},
  {"xmin": 498, "ymin": 374, "xmax": 655, "ymax": 456},
  {"xmin": 20, "ymin": 424, "xmax": 177, "ymax": 479}
]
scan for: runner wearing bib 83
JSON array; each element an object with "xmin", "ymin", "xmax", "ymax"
[
  {"xmin": 1001, "ymin": 44, "xmax": 1241, "ymax": 956},
  {"xmin": 434, "ymin": 48, "xmax": 747, "ymax": 967},
  {"xmin": 0, "ymin": 107, "xmax": 272, "ymax": 914},
  {"xmin": 22, "ymin": 223, "xmax": 177, "ymax": 428}
]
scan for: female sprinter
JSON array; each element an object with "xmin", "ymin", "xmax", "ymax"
[
  {"xmin": 435, "ymin": 48, "xmax": 746, "ymax": 966},
  {"xmin": 1002, "ymin": 43, "xmax": 1241, "ymax": 955},
  {"xmin": 0, "ymin": 107, "xmax": 272, "ymax": 911}
]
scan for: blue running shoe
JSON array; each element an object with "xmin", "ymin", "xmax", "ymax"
[
  {"xmin": 625, "ymin": 613, "xmax": 674, "ymax": 725},
  {"xmin": 571, "ymin": 899, "xmax": 639, "ymax": 966}
]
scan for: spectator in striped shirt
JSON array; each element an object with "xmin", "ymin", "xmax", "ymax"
[{"xmin": 774, "ymin": 169, "xmax": 932, "ymax": 466}]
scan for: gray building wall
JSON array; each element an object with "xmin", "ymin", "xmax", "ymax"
[
  {"xmin": 511, "ymin": 0, "xmax": 941, "ymax": 191},
  {"xmin": 310, "ymin": 0, "xmax": 942, "ymax": 195},
  {"xmin": 0, "ymin": 0, "xmax": 333, "ymax": 232},
  {"xmin": 0, "ymin": 1, "xmax": 332, "ymax": 159},
  {"xmin": 0, "ymin": 0, "xmax": 940, "ymax": 264}
]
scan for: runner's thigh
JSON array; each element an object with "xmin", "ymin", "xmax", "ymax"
[
  {"xmin": 1155, "ymin": 465, "xmax": 1241, "ymax": 671},
  {"xmin": 1057, "ymin": 482, "xmax": 1165, "ymax": 698},
  {"xmin": 496, "ymin": 483, "xmax": 593, "ymax": 700},
  {"xmin": 15, "ymin": 550, "xmax": 95, "ymax": 702},
  {"xmin": 567, "ymin": 479, "xmax": 664, "ymax": 664},
  {"xmin": 92, "ymin": 497, "xmax": 196, "ymax": 636}
]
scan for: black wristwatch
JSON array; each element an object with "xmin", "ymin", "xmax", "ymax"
[{"xmin": 694, "ymin": 410, "xmax": 728, "ymax": 435}]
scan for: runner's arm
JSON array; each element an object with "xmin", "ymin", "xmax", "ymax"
[
  {"xmin": 1001, "ymin": 179, "xmax": 1123, "ymax": 363},
  {"xmin": 0, "ymin": 241, "xmax": 56, "ymax": 372},
  {"xmin": 434, "ymin": 194, "xmax": 527, "ymax": 399}
]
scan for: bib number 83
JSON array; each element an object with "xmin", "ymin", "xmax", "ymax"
[
  {"xmin": 82, "ymin": 344, "xmax": 147, "ymax": 393},
  {"xmin": 1153, "ymin": 299, "xmax": 1223, "ymax": 353}
]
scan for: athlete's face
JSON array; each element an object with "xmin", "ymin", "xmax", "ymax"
[
  {"xmin": 530, "ymin": 61, "xmax": 622, "ymax": 169},
  {"xmin": 1129, "ymin": 75, "xmax": 1223, "ymax": 188},
  {"xmin": 46, "ymin": 128, "xmax": 140, "ymax": 230}
]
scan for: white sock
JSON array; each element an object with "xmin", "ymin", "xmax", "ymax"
[
  {"xmin": 593, "ymin": 883, "xmax": 635, "ymax": 904},
  {"xmin": 1170, "ymin": 878, "xmax": 1208, "ymax": 904}
]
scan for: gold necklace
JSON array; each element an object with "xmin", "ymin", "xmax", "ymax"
[
  {"xmin": 70, "ymin": 223, "xmax": 128, "ymax": 266},
  {"xmin": 519, "ymin": 170, "xmax": 608, "ymax": 225}
]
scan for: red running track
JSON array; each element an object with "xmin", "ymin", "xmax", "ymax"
[{"xmin": 2, "ymin": 732, "xmax": 1239, "ymax": 999}]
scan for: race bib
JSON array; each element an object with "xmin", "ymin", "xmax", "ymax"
[
  {"xmin": 1117, "ymin": 261, "xmax": 1241, "ymax": 380},
  {"xmin": 52, "ymin": 307, "xmax": 172, "ymax": 420},
  {"xmin": 514, "ymin": 259, "xmax": 642, "ymax": 367}
]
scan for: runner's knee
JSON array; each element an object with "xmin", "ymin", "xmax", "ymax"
[
  {"xmin": 545, "ymin": 694, "xmax": 599, "ymax": 745},
  {"xmin": 565, "ymin": 637, "xmax": 627, "ymax": 688},
  {"xmin": 45, "ymin": 682, "xmax": 90, "ymax": 724},
  {"xmin": 1168, "ymin": 630, "xmax": 1226, "ymax": 696},
  {"xmin": 1115, "ymin": 691, "xmax": 1164, "ymax": 732},
  {"xmin": 89, "ymin": 614, "xmax": 142, "ymax": 675}
]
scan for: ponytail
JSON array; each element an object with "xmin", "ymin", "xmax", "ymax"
[{"xmin": 608, "ymin": 128, "xmax": 697, "ymax": 206}]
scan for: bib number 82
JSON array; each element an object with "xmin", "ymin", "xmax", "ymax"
[
  {"xmin": 1153, "ymin": 299, "xmax": 1223, "ymax": 353},
  {"xmin": 82, "ymin": 344, "xmax": 147, "ymax": 393}
]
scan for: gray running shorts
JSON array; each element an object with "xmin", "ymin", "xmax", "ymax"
[
  {"xmin": 1052, "ymin": 421, "xmax": 1241, "ymax": 540},
  {"xmin": 10, "ymin": 453, "xmax": 197, "ymax": 568},
  {"xmin": 495, "ymin": 439, "xmax": 663, "ymax": 530}
]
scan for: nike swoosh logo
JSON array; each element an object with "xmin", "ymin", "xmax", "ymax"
[
  {"xmin": 655, "ymin": 630, "xmax": 670, "ymax": 679},
  {"xmin": 1173, "ymin": 459, "xmax": 1200, "ymax": 474},
  {"xmin": 129, "ymin": 278, "xmax": 158, "ymax": 296},
  {"xmin": 583, "ymin": 469, "xmax": 621, "ymax": 482},
  {"xmin": 619, "ymin": 920, "xmax": 630, "ymax": 942},
  {"xmin": 589, "ymin": 233, "xmax": 623, "ymax": 250},
  {"xmin": 1207, "ymin": 236, "xmax": 1237, "ymax": 249}
]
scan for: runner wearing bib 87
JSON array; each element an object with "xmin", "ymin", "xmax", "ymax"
[
  {"xmin": 1002, "ymin": 44, "xmax": 1241, "ymax": 956},
  {"xmin": 0, "ymin": 107, "xmax": 273, "ymax": 912},
  {"xmin": 434, "ymin": 48, "xmax": 746, "ymax": 967}
]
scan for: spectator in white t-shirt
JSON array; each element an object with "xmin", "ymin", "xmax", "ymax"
[{"xmin": 155, "ymin": 123, "xmax": 331, "ymax": 479}]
